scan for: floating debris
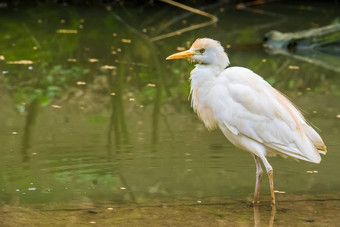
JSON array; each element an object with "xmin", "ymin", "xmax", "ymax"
[
  {"xmin": 33, "ymin": 46, "xmax": 38, "ymax": 50},
  {"xmin": 262, "ymin": 58, "xmax": 267, "ymax": 62},
  {"xmin": 101, "ymin": 65, "xmax": 116, "ymax": 70},
  {"xmin": 67, "ymin": 58, "xmax": 77, "ymax": 62},
  {"xmin": 121, "ymin": 39, "xmax": 131, "ymax": 43},
  {"xmin": 120, "ymin": 187, "xmax": 126, "ymax": 190},
  {"xmin": 312, "ymin": 110, "xmax": 317, "ymax": 114},
  {"xmin": 112, "ymin": 33, "xmax": 117, "ymax": 37},
  {"xmin": 7, "ymin": 60, "xmax": 34, "ymax": 65},
  {"xmin": 88, "ymin": 58, "xmax": 98, "ymax": 63},
  {"xmin": 56, "ymin": 29, "xmax": 78, "ymax": 34},
  {"xmin": 274, "ymin": 190, "xmax": 286, "ymax": 194},
  {"xmin": 28, "ymin": 188, "xmax": 37, "ymax": 191},
  {"xmin": 111, "ymin": 51, "xmax": 117, "ymax": 55},
  {"xmin": 79, "ymin": 106, "xmax": 85, "ymax": 110},
  {"xmin": 80, "ymin": 19, "xmax": 85, "ymax": 23},
  {"xmin": 89, "ymin": 221, "xmax": 96, "ymax": 224},
  {"xmin": 176, "ymin": 47, "xmax": 185, "ymax": 51},
  {"xmin": 0, "ymin": 55, "xmax": 4, "ymax": 60},
  {"xmin": 306, "ymin": 170, "xmax": 319, "ymax": 174},
  {"xmin": 110, "ymin": 92, "xmax": 116, "ymax": 96},
  {"xmin": 197, "ymin": 200, "xmax": 202, "ymax": 204},
  {"xmin": 12, "ymin": 132, "xmax": 18, "ymax": 135},
  {"xmin": 32, "ymin": 153, "xmax": 37, "ymax": 155},
  {"xmin": 15, "ymin": 189, "xmax": 20, "ymax": 192},
  {"xmin": 288, "ymin": 65, "xmax": 300, "ymax": 70},
  {"xmin": 37, "ymin": 19, "xmax": 43, "ymax": 24},
  {"xmin": 147, "ymin": 83, "xmax": 156, "ymax": 87},
  {"xmin": 336, "ymin": 114, "xmax": 340, "ymax": 118},
  {"xmin": 107, "ymin": 207, "xmax": 114, "ymax": 210},
  {"xmin": 306, "ymin": 87, "xmax": 311, "ymax": 91},
  {"xmin": 117, "ymin": 48, "xmax": 122, "ymax": 52},
  {"xmin": 226, "ymin": 44, "xmax": 231, "ymax": 49},
  {"xmin": 142, "ymin": 28, "xmax": 147, "ymax": 33},
  {"xmin": 129, "ymin": 98, "xmax": 135, "ymax": 102},
  {"xmin": 76, "ymin": 81, "xmax": 86, "ymax": 85},
  {"xmin": 51, "ymin": 105, "xmax": 62, "ymax": 109},
  {"xmin": 139, "ymin": 105, "xmax": 144, "ymax": 108},
  {"xmin": 60, "ymin": 19, "xmax": 65, "ymax": 24}
]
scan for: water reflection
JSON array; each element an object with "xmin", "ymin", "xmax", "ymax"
[
  {"xmin": 253, "ymin": 205, "xmax": 276, "ymax": 227},
  {"xmin": 21, "ymin": 98, "xmax": 41, "ymax": 163}
]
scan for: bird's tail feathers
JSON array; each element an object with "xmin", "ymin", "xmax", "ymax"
[{"xmin": 303, "ymin": 124, "xmax": 327, "ymax": 155}]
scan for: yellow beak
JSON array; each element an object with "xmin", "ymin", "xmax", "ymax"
[{"xmin": 166, "ymin": 50, "xmax": 194, "ymax": 60}]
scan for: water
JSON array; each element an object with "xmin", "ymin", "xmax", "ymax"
[{"xmin": 0, "ymin": 1, "xmax": 339, "ymax": 226}]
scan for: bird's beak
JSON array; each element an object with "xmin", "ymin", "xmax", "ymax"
[{"xmin": 166, "ymin": 50, "xmax": 194, "ymax": 60}]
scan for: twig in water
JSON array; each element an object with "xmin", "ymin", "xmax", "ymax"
[{"xmin": 150, "ymin": 0, "xmax": 218, "ymax": 42}]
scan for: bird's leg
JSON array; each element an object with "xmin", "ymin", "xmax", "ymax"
[
  {"xmin": 259, "ymin": 156, "xmax": 276, "ymax": 206},
  {"xmin": 252, "ymin": 155, "xmax": 263, "ymax": 205},
  {"xmin": 268, "ymin": 170, "xmax": 276, "ymax": 206}
]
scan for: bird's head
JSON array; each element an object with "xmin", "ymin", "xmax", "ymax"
[{"xmin": 166, "ymin": 38, "xmax": 230, "ymax": 69}]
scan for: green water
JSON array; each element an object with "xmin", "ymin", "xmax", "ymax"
[{"xmin": 0, "ymin": 1, "xmax": 339, "ymax": 226}]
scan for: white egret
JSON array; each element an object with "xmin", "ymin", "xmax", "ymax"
[{"xmin": 166, "ymin": 38, "xmax": 327, "ymax": 205}]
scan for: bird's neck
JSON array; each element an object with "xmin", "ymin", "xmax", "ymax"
[
  {"xmin": 190, "ymin": 64, "xmax": 223, "ymax": 87},
  {"xmin": 189, "ymin": 65, "xmax": 220, "ymax": 130}
]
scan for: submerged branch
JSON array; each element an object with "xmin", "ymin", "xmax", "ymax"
[{"xmin": 150, "ymin": 0, "xmax": 218, "ymax": 42}]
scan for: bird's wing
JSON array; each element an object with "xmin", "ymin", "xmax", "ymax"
[{"xmin": 214, "ymin": 67, "xmax": 324, "ymax": 163}]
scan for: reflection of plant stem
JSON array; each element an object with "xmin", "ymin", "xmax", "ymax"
[
  {"xmin": 21, "ymin": 98, "xmax": 40, "ymax": 163},
  {"xmin": 106, "ymin": 68, "xmax": 136, "ymax": 202},
  {"xmin": 152, "ymin": 78, "xmax": 162, "ymax": 146},
  {"xmin": 107, "ymin": 68, "xmax": 130, "ymax": 155},
  {"xmin": 22, "ymin": 23, "xmax": 41, "ymax": 48},
  {"xmin": 151, "ymin": 0, "xmax": 218, "ymax": 42},
  {"xmin": 111, "ymin": 11, "xmax": 168, "ymax": 147}
]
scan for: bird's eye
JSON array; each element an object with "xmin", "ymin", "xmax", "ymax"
[{"xmin": 199, "ymin": 48, "xmax": 205, "ymax": 54}]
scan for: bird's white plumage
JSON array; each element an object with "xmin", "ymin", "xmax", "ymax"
[
  {"xmin": 166, "ymin": 37, "xmax": 326, "ymax": 205},
  {"xmin": 191, "ymin": 65, "xmax": 324, "ymax": 164}
]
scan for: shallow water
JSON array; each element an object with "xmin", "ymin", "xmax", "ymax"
[{"xmin": 0, "ymin": 1, "xmax": 339, "ymax": 226}]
